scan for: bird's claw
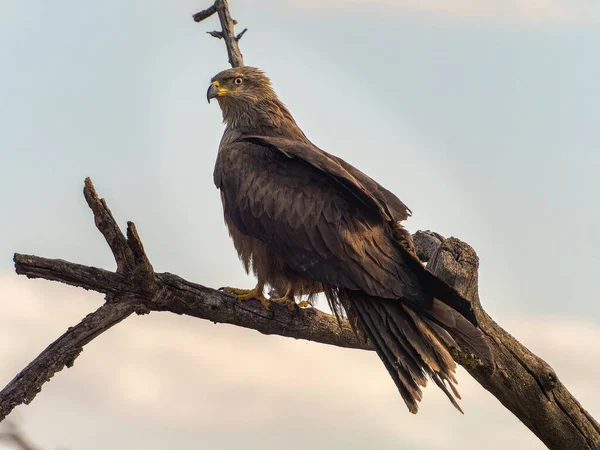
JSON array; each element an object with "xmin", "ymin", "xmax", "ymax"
[
  {"xmin": 269, "ymin": 296, "xmax": 310, "ymax": 312},
  {"xmin": 221, "ymin": 286, "xmax": 271, "ymax": 311},
  {"xmin": 269, "ymin": 296, "xmax": 297, "ymax": 311}
]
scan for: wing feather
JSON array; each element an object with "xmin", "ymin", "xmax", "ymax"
[{"xmin": 215, "ymin": 137, "xmax": 480, "ymax": 326}]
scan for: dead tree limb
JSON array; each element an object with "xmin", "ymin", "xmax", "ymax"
[
  {"xmin": 194, "ymin": 0, "xmax": 245, "ymax": 68},
  {"xmin": 423, "ymin": 235, "xmax": 600, "ymax": 449},
  {"xmin": 0, "ymin": 178, "xmax": 367, "ymax": 424},
  {"xmin": 2, "ymin": 178, "xmax": 599, "ymax": 449},
  {"xmin": 0, "ymin": 2, "xmax": 598, "ymax": 449}
]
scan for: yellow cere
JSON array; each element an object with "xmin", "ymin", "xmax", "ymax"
[{"xmin": 212, "ymin": 80, "xmax": 233, "ymax": 96}]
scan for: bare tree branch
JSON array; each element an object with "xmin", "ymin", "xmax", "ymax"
[
  {"xmin": 192, "ymin": 4, "xmax": 216, "ymax": 23},
  {"xmin": 10, "ymin": 254, "xmax": 368, "ymax": 351},
  {"xmin": 2, "ymin": 178, "xmax": 599, "ymax": 449},
  {"xmin": 427, "ymin": 239, "xmax": 600, "ymax": 449},
  {"xmin": 0, "ymin": 181, "xmax": 367, "ymax": 423},
  {"xmin": 194, "ymin": 0, "xmax": 245, "ymax": 67}
]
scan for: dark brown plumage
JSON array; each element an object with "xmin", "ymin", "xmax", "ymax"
[{"xmin": 208, "ymin": 66, "xmax": 492, "ymax": 413}]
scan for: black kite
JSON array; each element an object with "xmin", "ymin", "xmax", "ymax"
[{"xmin": 207, "ymin": 66, "xmax": 491, "ymax": 413}]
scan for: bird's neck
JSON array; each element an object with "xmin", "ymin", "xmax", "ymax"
[{"xmin": 221, "ymin": 98, "xmax": 308, "ymax": 140}]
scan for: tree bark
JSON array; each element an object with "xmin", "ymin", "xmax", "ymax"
[
  {"xmin": 193, "ymin": 0, "xmax": 245, "ymax": 68},
  {"xmin": 423, "ymin": 235, "xmax": 600, "ymax": 449}
]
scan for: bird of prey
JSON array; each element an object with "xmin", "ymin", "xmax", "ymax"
[{"xmin": 207, "ymin": 66, "xmax": 492, "ymax": 413}]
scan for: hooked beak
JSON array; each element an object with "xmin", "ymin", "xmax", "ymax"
[{"xmin": 207, "ymin": 81, "xmax": 220, "ymax": 103}]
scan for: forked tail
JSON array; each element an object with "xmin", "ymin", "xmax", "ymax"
[{"xmin": 334, "ymin": 289, "xmax": 491, "ymax": 413}]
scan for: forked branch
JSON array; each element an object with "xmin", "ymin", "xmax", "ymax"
[
  {"xmin": 2, "ymin": 178, "xmax": 599, "ymax": 449},
  {"xmin": 194, "ymin": 0, "xmax": 245, "ymax": 67}
]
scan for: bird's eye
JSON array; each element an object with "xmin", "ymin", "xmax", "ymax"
[{"xmin": 234, "ymin": 77, "xmax": 243, "ymax": 85}]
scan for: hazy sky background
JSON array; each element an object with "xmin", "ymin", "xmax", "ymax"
[{"xmin": 1, "ymin": 0, "xmax": 599, "ymax": 449}]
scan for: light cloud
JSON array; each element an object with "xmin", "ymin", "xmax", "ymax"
[
  {"xmin": 1, "ymin": 274, "xmax": 598, "ymax": 449},
  {"xmin": 292, "ymin": 0, "xmax": 600, "ymax": 25}
]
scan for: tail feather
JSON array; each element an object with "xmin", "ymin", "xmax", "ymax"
[
  {"xmin": 421, "ymin": 318, "xmax": 458, "ymax": 349},
  {"xmin": 352, "ymin": 299, "xmax": 423, "ymax": 413},
  {"xmin": 383, "ymin": 301, "xmax": 453, "ymax": 374},
  {"xmin": 333, "ymin": 288, "xmax": 491, "ymax": 414},
  {"xmin": 431, "ymin": 373, "xmax": 464, "ymax": 414},
  {"xmin": 383, "ymin": 314, "xmax": 430, "ymax": 385},
  {"xmin": 400, "ymin": 304, "xmax": 457, "ymax": 378},
  {"xmin": 370, "ymin": 302, "xmax": 428, "ymax": 386},
  {"xmin": 412, "ymin": 298, "xmax": 493, "ymax": 364}
]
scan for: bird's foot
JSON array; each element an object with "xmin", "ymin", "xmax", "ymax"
[
  {"xmin": 269, "ymin": 296, "xmax": 310, "ymax": 311},
  {"xmin": 269, "ymin": 295, "xmax": 297, "ymax": 311},
  {"xmin": 221, "ymin": 286, "xmax": 270, "ymax": 311}
]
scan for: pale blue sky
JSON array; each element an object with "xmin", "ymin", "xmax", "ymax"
[{"xmin": 1, "ymin": 1, "xmax": 599, "ymax": 449}]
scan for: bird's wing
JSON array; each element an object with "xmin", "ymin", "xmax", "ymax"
[
  {"xmin": 242, "ymin": 135, "xmax": 411, "ymax": 223},
  {"xmin": 334, "ymin": 155, "xmax": 412, "ymax": 222},
  {"xmin": 215, "ymin": 137, "xmax": 419, "ymax": 300},
  {"xmin": 236, "ymin": 135, "xmax": 476, "ymax": 323},
  {"xmin": 215, "ymin": 135, "xmax": 476, "ymax": 324}
]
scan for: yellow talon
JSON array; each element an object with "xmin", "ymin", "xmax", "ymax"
[
  {"xmin": 298, "ymin": 300, "xmax": 310, "ymax": 308},
  {"xmin": 270, "ymin": 296, "xmax": 297, "ymax": 311},
  {"xmin": 269, "ymin": 286, "xmax": 307, "ymax": 311},
  {"xmin": 222, "ymin": 285, "xmax": 270, "ymax": 311}
]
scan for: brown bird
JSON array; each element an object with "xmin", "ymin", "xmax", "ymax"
[{"xmin": 207, "ymin": 66, "xmax": 491, "ymax": 414}]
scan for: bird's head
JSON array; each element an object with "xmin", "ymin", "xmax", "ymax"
[
  {"xmin": 207, "ymin": 66, "xmax": 300, "ymax": 132},
  {"xmin": 207, "ymin": 66, "xmax": 276, "ymax": 106}
]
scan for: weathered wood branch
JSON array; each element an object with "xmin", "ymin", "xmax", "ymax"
[
  {"xmin": 192, "ymin": 4, "xmax": 216, "ymax": 23},
  {"xmin": 426, "ymin": 238, "xmax": 600, "ymax": 449},
  {"xmin": 2, "ymin": 178, "xmax": 599, "ymax": 449},
  {"xmin": 1, "ymin": 180, "xmax": 367, "ymax": 423},
  {"xmin": 11, "ymin": 255, "xmax": 368, "ymax": 352},
  {"xmin": 194, "ymin": 0, "xmax": 245, "ymax": 68},
  {"xmin": 0, "ymin": 300, "xmax": 135, "ymax": 424}
]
